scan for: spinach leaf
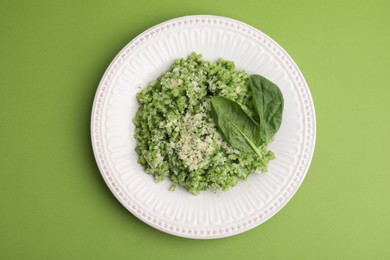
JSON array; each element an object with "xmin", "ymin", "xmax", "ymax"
[
  {"xmin": 211, "ymin": 96, "xmax": 263, "ymax": 158},
  {"xmin": 249, "ymin": 75, "xmax": 284, "ymax": 143},
  {"xmin": 210, "ymin": 75, "xmax": 284, "ymax": 157}
]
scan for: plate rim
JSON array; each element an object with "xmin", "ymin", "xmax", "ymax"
[{"xmin": 91, "ymin": 14, "xmax": 316, "ymax": 239}]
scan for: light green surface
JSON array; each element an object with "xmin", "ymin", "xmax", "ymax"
[{"xmin": 1, "ymin": 0, "xmax": 389, "ymax": 259}]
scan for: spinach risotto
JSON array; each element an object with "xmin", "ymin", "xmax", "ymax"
[{"xmin": 134, "ymin": 53, "xmax": 283, "ymax": 195}]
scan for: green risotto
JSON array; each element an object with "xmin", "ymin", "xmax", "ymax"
[{"xmin": 134, "ymin": 53, "xmax": 277, "ymax": 195}]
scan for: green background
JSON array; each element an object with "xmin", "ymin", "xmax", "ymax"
[{"xmin": 1, "ymin": 0, "xmax": 389, "ymax": 259}]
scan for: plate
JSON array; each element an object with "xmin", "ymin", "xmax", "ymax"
[{"xmin": 91, "ymin": 15, "xmax": 316, "ymax": 239}]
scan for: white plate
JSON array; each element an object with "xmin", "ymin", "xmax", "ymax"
[{"xmin": 91, "ymin": 15, "xmax": 316, "ymax": 239}]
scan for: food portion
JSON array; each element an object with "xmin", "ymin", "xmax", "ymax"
[{"xmin": 133, "ymin": 53, "xmax": 283, "ymax": 195}]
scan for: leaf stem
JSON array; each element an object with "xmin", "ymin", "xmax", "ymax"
[{"xmin": 235, "ymin": 127, "xmax": 263, "ymax": 159}]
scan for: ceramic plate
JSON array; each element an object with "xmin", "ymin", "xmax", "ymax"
[{"xmin": 91, "ymin": 15, "xmax": 316, "ymax": 239}]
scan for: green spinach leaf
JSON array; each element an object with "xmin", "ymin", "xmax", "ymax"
[
  {"xmin": 249, "ymin": 75, "xmax": 284, "ymax": 143},
  {"xmin": 211, "ymin": 96, "xmax": 263, "ymax": 158}
]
